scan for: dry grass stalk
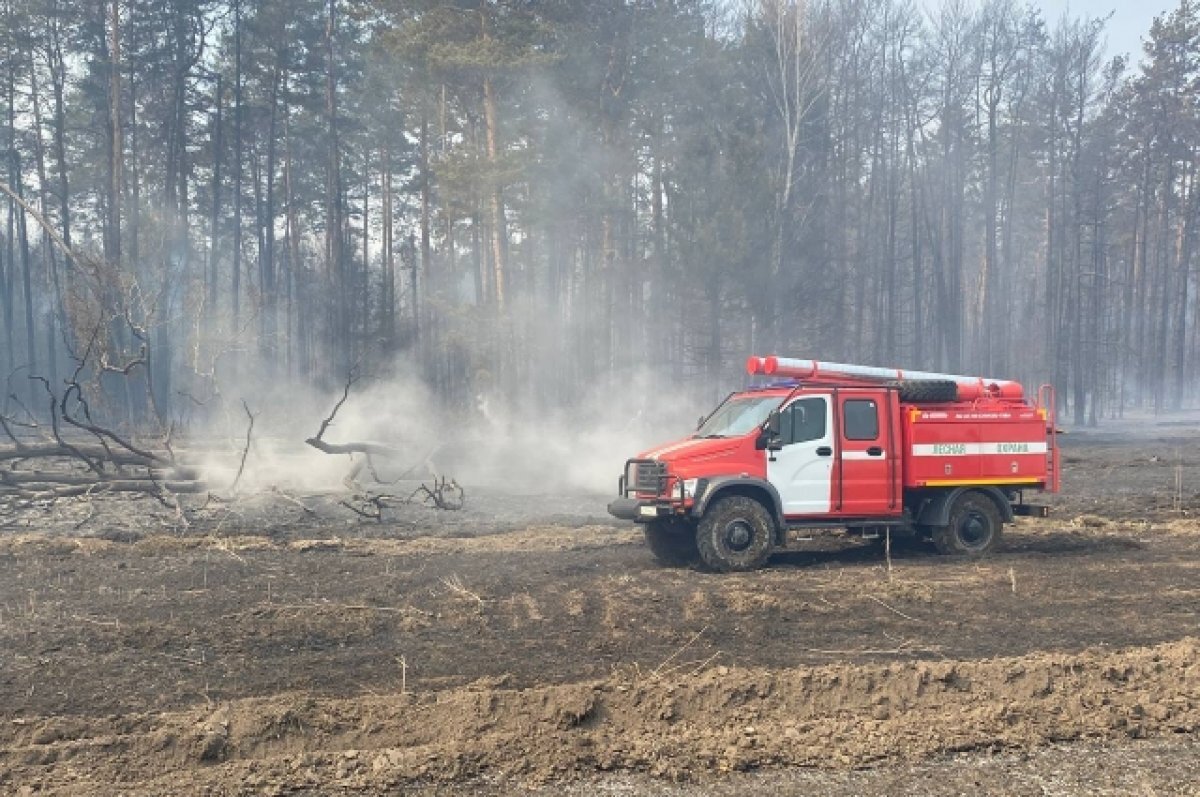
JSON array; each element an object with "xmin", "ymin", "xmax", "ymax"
[
  {"xmin": 867, "ymin": 594, "xmax": 919, "ymax": 622},
  {"xmin": 440, "ymin": 574, "xmax": 484, "ymax": 607},
  {"xmin": 650, "ymin": 625, "xmax": 708, "ymax": 679}
]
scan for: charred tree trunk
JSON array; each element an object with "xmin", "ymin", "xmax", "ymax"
[
  {"xmin": 324, "ymin": 0, "xmax": 347, "ymax": 365},
  {"xmin": 232, "ymin": 0, "xmax": 244, "ymax": 336},
  {"xmin": 382, "ymin": 140, "xmax": 395, "ymax": 350},
  {"xmin": 263, "ymin": 66, "xmax": 280, "ymax": 363},
  {"xmin": 483, "ymin": 74, "xmax": 506, "ymax": 308},
  {"xmin": 208, "ymin": 74, "xmax": 223, "ymax": 336},
  {"xmin": 418, "ymin": 115, "xmax": 431, "ymax": 344},
  {"xmin": 104, "ymin": 0, "xmax": 122, "ymax": 268},
  {"xmin": 29, "ymin": 57, "xmax": 62, "ymax": 393}
]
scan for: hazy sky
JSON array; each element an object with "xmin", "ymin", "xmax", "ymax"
[{"xmin": 1036, "ymin": 0, "xmax": 1181, "ymax": 64}]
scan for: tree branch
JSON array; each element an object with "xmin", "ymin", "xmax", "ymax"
[{"xmin": 231, "ymin": 400, "xmax": 256, "ymax": 492}]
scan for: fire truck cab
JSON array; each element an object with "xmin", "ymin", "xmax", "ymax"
[{"xmin": 607, "ymin": 356, "xmax": 1060, "ymax": 571}]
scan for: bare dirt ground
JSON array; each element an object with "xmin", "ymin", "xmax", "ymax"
[{"xmin": 2, "ymin": 419, "xmax": 1200, "ymax": 794}]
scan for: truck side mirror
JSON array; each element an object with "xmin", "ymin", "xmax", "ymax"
[
  {"xmin": 757, "ymin": 409, "xmax": 782, "ymax": 451},
  {"xmin": 766, "ymin": 409, "xmax": 781, "ymax": 436}
]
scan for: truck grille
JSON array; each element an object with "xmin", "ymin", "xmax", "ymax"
[{"xmin": 628, "ymin": 459, "xmax": 667, "ymax": 495}]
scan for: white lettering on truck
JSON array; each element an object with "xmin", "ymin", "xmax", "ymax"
[{"xmin": 911, "ymin": 442, "xmax": 1048, "ymax": 456}]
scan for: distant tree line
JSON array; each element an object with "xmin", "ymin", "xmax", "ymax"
[{"xmin": 0, "ymin": 0, "xmax": 1197, "ymax": 427}]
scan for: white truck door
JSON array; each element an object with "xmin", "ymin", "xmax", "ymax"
[{"xmin": 766, "ymin": 394, "xmax": 834, "ymax": 516}]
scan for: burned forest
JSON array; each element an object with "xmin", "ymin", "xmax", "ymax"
[
  {"xmin": 0, "ymin": 0, "xmax": 1195, "ymax": 439},
  {"xmin": 2, "ymin": 0, "xmax": 1200, "ymax": 795}
]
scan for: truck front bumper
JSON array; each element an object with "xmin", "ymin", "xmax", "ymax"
[{"xmin": 607, "ymin": 497, "xmax": 673, "ymax": 522}]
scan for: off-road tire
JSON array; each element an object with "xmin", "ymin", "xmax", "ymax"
[
  {"xmin": 932, "ymin": 491, "xmax": 1002, "ymax": 556},
  {"xmin": 696, "ymin": 495, "xmax": 775, "ymax": 572},
  {"xmin": 890, "ymin": 379, "xmax": 959, "ymax": 403},
  {"xmin": 643, "ymin": 519, "xmax": 699, "ymax": 567}
]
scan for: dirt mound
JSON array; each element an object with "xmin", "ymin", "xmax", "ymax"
[{"xmin": 3, "ymin": 639, "xmax": 1197, "ymax": 794}]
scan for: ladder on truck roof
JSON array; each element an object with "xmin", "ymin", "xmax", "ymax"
[{"xmin": 746, "ymin": 355, "xmax": 1025, "ymax": 400}]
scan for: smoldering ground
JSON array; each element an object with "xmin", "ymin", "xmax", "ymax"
[{"xmin": 191, "ymin": 355, "xmax": 708, "ymax": 500}]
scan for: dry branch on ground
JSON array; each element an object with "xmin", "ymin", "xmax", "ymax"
[
  {"xmin": 0, "ymin": 323, "xmax": 204, "ymax": 507},
  {"xmin": 306, "ymin": 367, "xmax": 465, "ymax": 517}
]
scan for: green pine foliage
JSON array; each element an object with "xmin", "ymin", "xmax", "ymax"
[{"xmin": 0, "ymin": 0, "xmax": 1195, "ymax": 424}]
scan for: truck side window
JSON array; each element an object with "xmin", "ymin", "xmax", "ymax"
[
  {"xmin": 844, "ymin": 399, "xmax": 879, "ymax": 440},
  {"xmin": 781, "ymin": 397, "xmax": 827, "ymax": 444}
]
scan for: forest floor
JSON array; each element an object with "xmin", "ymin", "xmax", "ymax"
[{"xmin": 1, "ymin": 417, "xmax": 1200, "ymax": 794}]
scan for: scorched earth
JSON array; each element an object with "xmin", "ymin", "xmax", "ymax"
[{"xmin": 1, "ymin": 420, "xmax": 1199, "ymax": 795}]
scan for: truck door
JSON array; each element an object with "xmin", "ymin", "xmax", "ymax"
[
  {"xmin": 766, "ymin": 394, "xmax": 833, "ymax": 516},
  {"xmin": 837, "ymin": 391, "xmax": 896, "ymax": 516}
]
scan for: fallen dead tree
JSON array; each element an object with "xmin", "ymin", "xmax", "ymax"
[
  {"xmin": 0, "ymin": 331, "xmax": 204, "ymax": 510},
  {"xmin": 0, "ymin": 445, "xmax": 203, "ymax": 509},
  {"xmin": 0, "ymin": 421, "xmax": 204, "ymax": 506},
  {"xmin": 337, "ymin": 474, "xmax": 466, "ymax": 521},
  {"xmin": 409, "ymin": 475, "xmax": 465, "ymax": 510},
  {"xmin": 307, "ymin": 367, "xmax": 463, "ymax": 519},
  {"xmin": 304, "ymin": 367, "xmax": 399, "ymax": 460}
]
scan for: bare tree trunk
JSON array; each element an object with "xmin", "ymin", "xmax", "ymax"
[
  {"xmin": 128, "ymin": 65, "xmax": 142, "ymax": 273},
  {"xmin": 471, "ymin": 208, "xmax": 484, "ymax": 304},
  {"xmin": 1155, "ymin": 159, "xmax": 1175, "ymax": 414},
  {"xmin": 902, "ymin": 65, "xmax": 924, "ymax": 365},
  {"xmin": 1133, "ymin": 151, "xmax": 1152, "ymax": 406},
  {"xmin": 48, "ymin": 3, "xmax": 70, "ymax": 251},
  {"xmin": 1173, "ymin": 167, "xmax": 1196, "ymax": 409},
  {"xmin": 981, "ymin": 82, "xmax": 1000, "ymax": 373},
  {"xmin": 15, "ymin": 162, "xmax": 36, "ymax": 407},
  {"xmin": 105, "ymin": 0, "xmax": 122, "ymax": 267},
  {"xmin": 1070, "ymin": 66, "xmax": 1087, "ymax": 426},
  {"xmin": 208, "ymin": 74, "xmax": 223, "ymax": 335},
  {"xmin": 263, "ymin": 66, "xmax": 280, "ymax": 363},
  {"xmin": 419, "ymin": 115, "xmax": 431, "ymax": 343},
  {"xmin": 360, "ymin": 149, "xmax": 369, "ymax": 355},
  {"xmin": 1045, "ymin": 65, "xmax": 1061, "ymax": 407},
  {"xmin": 325, "ymin": 0, "xmax": 346, "ymax": 364},
  {"xmin": 283, "ymin": 77, "xmax": 302, "ymax": 378},
  {"xmin": 3, "ymin": 7, "xmax": 31, "ymax": 405},
  {"xmin": 29, "ymin": 56, "xmax": 61, "ymax": 392},
  {"xmin": 483, "ymin": 74, "xmax": 506, "ymax": 307},
  {"xmin": 382, "ymin": 140, "xmax": 395, "ymax": 349},
  {"xmin": 232, "ymin": 0, "xmax": 244, "ymax": 335}
]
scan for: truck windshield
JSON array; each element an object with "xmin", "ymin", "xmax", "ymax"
[{"xmin": 695, "ymin": 395, "xmax": 782, "ymax": 438}]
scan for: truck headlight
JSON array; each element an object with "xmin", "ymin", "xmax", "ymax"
[{"xmin": 681, "ymin": 478, "xmax": 700, "ymax": 499}]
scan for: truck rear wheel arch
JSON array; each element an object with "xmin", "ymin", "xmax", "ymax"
[
  {"xmin": 692, "ymin": 478, "xmax": 785, "ymax": 542},
  {"xmin": 932, "ymin": 491, "xmax": 1003, "ymax": 556},
  {"xmin": 915, "ymin": 486, "xmax": 1014, "ymax": 529}
]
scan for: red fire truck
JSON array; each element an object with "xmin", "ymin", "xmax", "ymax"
[{"xmin": 608, "ymin": 356, "xmax": 1060, "ymax": 571}]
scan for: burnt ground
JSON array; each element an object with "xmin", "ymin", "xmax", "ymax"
[{"xmin": 1, "ymin": 419, "xmax": 1199, "ymax": 794}]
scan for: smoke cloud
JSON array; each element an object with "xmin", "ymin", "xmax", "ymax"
[{"xmin": 194, "ymin": 359, "xmax": 707, "ymax": 498}]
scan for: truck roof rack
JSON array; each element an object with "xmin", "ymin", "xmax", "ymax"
[{"xmin": 746, "ymin": 355, "xmax": 1024, "ymax": 401}]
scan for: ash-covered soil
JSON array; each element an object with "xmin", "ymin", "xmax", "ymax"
[{"xmin": 2, "ymin": 422, "xmax": 1199, "ymax": 794}]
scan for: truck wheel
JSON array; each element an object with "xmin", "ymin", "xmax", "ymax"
[
  {"xmin": 643, "ymin": 519, "xmax": 699, "ymax": 567},
  {"xmin": 696, "ymin": 496, "xmax": 774, "ymax": 572},
  {"xmin": 932, "ymin": 491, "xmax": 1002, "ymax": 556}
]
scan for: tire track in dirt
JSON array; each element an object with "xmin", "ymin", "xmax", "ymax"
[{"xmin": 3, "ymin": 638, "xmax": 1198, "ymax": 795}]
